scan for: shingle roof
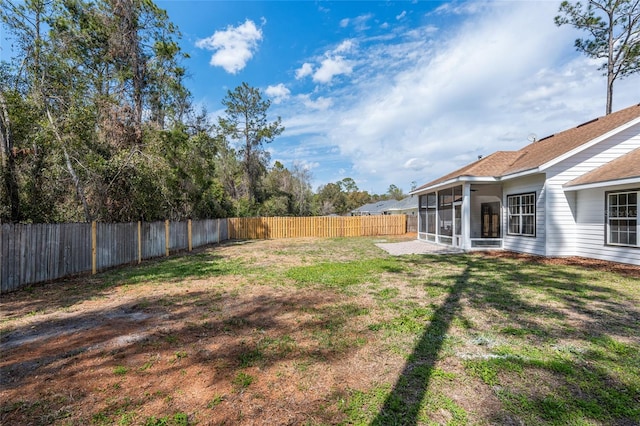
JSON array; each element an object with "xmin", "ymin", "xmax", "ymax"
[
  {"xmin": 387, "ymin": 196, "xmax": 418, "ymax": 211},
  {"xmin": 352, "ymin": 199, "xmax": 398, "ymax": 214},
  {"xmin": 565, "ymin": 147, "xmax": 640, "ymax": 188},
  {"xmin": 503, "ymin": 103, "xmax": 640, "ymax": 175},
  {"xmin": 414, "ymin": 103, "xmax": 640, "ymax": 192},
  {"xmin": 414, "ymin": 151, "xmax": 520, "ymax": 191}
]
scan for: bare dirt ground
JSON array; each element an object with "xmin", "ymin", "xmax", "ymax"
[
  {"xmin": 479, "ymin": 250, "xmax": 640, "ymax": 278},
  {"xmin": 0, "ymin": 238, "xmax": 412, "ymax": 425},
  {"xmin": 1, "ymin": 237, "xmax": 638, "ymax": 425}
]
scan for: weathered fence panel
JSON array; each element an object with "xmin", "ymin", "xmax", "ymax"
[
  {"xmin": 1, "ymin": 223, "xmax": 92, "ymax": 293},
  {"xmin": 58, "ymin": 223, "xmax": 92, "ymax": 278},
  {"xmin": 96, "ymin": 222, "xmax": 138, "ymax": 270},
  {"xmin": 141, "ymin": 221, "xmax": 166, "ymax": 259},
  {"xmin": 1, "ymin": 218, "xmax": 229, "ymax": 293},
  {"xmin": 192, "ymin": 219, "xmax": 227, "ymax": 247},
  {"xmin": 170, "ymin": 221, "xmax": 189, "ymax": 252}
]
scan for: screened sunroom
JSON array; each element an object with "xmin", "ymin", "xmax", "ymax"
[{"xmin": 417, "ymin": 183, "xmax": 503, "ymax": 250}]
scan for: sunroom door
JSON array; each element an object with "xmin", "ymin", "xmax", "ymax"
[
  {"xmin": 481, "ymin": 202, "xmax": 500, "ymax": 238},
  {"xmin": 454, "ymin": 204, "xmax": 462, "ymax": 247}
]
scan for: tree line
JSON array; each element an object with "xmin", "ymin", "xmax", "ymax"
[
  {"xmin": 0, "ymin": 0, "xmax": 405, "ymax": 224},
  {"xmin": 6, "ymin": 0, "xmax": 631, "ymax": 223}
]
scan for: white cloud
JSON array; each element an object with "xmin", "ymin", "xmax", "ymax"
[
  {"xmin": 313, "ymin": 56, "xmax": 353, "ymax": 83},
  {"xmin": 195, "ymin": 19, "xmax": 263, "ymax": 74},
  {"xmin": 295, "ymin": 63, "xmax": 314, "ymax": 79},
  {"xmin": 295, "ymin": 40, "xmax": 357, "ymax": 84},
  {"xmin": 404, "ymin": 158, "xmax": 431, "ymax": 171},
  {"xmin": 297, "ymin": 94, "xmax": 333, "ymax": 110},
  {"xmin": 396, "ymin": 11, "xmax": 407, "ymax": 20},
  {"xmin": 339, "ymin": 13, "xmax": 374, "ymax": 31},
  {"xmin": 276, "ymin": 1, "xmax": 640, "ymax": 192},
  {"xmin": 433, "ymin": 1, "xmax": 488, "ymax": 16},
  {"xmin": 265, "ymin": 83, "xmax": 291, "ymax": 104},
  {"xmin": 351, "ymin": 13, "xmax": 373, "ymax": 31},
  {"xmin": 335, "ymin": 39, "xmax": 355, "ymax": 54},
  {"xmin": 293, "ymin": 159, "xmax": 320, "ymax": 171}
]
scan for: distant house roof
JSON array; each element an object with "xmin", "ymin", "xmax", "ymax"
[
  {"xmin": 565, "ymin": 147, "xmax": 640, "ymax": 190},
  {"xmin": 351, "ymin": 199, "xmax": 398, "ymax": 215},
  {"xmin": 413, "ymin": 103, "xmax": 640, "ymax": 193},
  {"xmin": 386, "ymin": 195, "xmax": 418, "ymax": 212},
  {"xmin": 352, "ymin": 196, "xmax": 417, "ymax": 215}
]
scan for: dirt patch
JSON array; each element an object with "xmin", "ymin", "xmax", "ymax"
[
  {"xmin": 478, "ymin": 250, "xmax": 640, "ymax": 278},
  {"xmin": 0, "ymin": 239, "xmax": 406, "ymax": 425}
]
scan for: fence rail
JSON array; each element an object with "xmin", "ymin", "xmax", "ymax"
[{"xmin": 1, "ymin": 215, "xmax": 407, "ymax": 293}]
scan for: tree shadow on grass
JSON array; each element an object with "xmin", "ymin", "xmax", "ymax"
[
  {"xmin": 370, "ymin": 256, "xmax": 472, "ymax": 425},
  {"xmin": 370, "ymin": 252, "xmax": 640, "ymax": 425},
  {"xmin": 0, "ymin": 241, "xmax": 257, "ymax": 319},
  {"xmin": 0, "ymin": 285, "xmax": 368, "ymax": 425}
]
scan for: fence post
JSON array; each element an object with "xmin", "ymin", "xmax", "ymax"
[
  {"xmin": 165, "ymin": 219, "xmax": 170, "ymax": 257},
  {"xmin": 137, "ymin": 221, "xmax": 142, "ymax": 264},
  {"xmin": 91, "ymin": 221, "xmax": 97, "ymax": 274},
  {"xmin": 188, "ymin": 219, "xmax": 192, "ymax": 251}
]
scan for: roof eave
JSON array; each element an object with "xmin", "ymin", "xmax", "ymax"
[
  {"xmin": 410, "ymin": 176, "xmax": 500, "ymax": 194},
  {"xmin": 499, "ymin": 167, "xmax": 543, "ymax": 181},
  {"xmin": 563, "ymin": 177, "xmax": 640, "ymax": 191}
]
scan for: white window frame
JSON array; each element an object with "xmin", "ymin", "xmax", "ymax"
[
  {"xmin": 507, "ymin": 192, "xmax": 536, "ymax": 237},
  {"xmin": 606, "ymin": 190, "xmax": 638, "ymax": 248}
]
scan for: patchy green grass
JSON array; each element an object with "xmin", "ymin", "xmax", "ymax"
[
  {"xmin": 285, "ymin": 258, "xmax": 405, "ymax": 290},
  {"xmin": 1, "ymin": 237, "xmax": 638, "ymax": 425},
  {"xmin": 102, "ymin": 252, "xmax": 250, "ymax": 287},
  {"xmin": 232, "ymin": 372, "xmax": 254, "ymax": 391}
]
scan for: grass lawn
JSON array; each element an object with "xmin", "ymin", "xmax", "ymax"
[{"xmin": 1, "ymin": 236, "xmax": 639, "ymax": 425}]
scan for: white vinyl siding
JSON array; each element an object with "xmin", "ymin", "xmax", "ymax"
[
  {"xmin": 544, "ymin": 122, "xmax": 640, "ymax": 257},
  {"xmin": 575, "ymin": 186, "xmax": 640, "ymax": 265},
  {"xmin": 503, "ymin": 174, "xmax": 546, "ymax": 256}
]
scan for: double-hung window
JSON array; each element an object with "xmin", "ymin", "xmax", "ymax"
[
  {"xmin": 607, "ymin": 191, "xmax": 638, "ymax": 247},
  {"xmin": 507, "ymin": 193, "xmax": 536, "ymax": 236}
]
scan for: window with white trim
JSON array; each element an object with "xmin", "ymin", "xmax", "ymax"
[
  {"xmin": 607, "ymin": 191, "xmax": 638, "ymax": 247},
  {"xmin": 507, "ymin": 193, "xmax": 536, "ymax": 236}
]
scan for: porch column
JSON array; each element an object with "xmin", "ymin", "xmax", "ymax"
[
  {"xmin": 462, "ymin": 183, "xmax": 471, "ymax": 250},
  {"xmin": 435, "ymin": 189, "xmax": 439, "ymax": 242}
]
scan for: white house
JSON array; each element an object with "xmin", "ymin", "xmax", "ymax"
[
  {"xmin": 411, "ymin": 104, "xmax": 640, "ymax": 266},
  {"xmin": 386, "ymin": 195, "xmax": 419, "ymax": 216},
  {"xmin": 351, "ymin": 196, "xmax": 418, "ymax": 216},
  {"xmin": 351, "ymin": 199, "xmax": 398, "ymax": 215}
]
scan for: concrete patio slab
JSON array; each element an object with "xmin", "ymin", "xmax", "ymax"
[{"xmin": 375, "ymin": 240, "xmax": 464, "ymax": 256}]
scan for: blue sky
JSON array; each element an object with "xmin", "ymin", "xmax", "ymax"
[{"xmin": 4, "ymin": 1, "xmax": 640, "ymax": 195}]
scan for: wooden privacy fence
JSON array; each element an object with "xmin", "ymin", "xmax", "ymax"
[
  {"xmin": 228, "ymin": 215, "xmax": 407, "ymax": 239},
  {"xmin": 1, "ymin": 215, "xmax": 408, "ymax": 293},
  {"xmin": 1, "ymin": 219, "xmax": 228, "ymax": 293}
]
